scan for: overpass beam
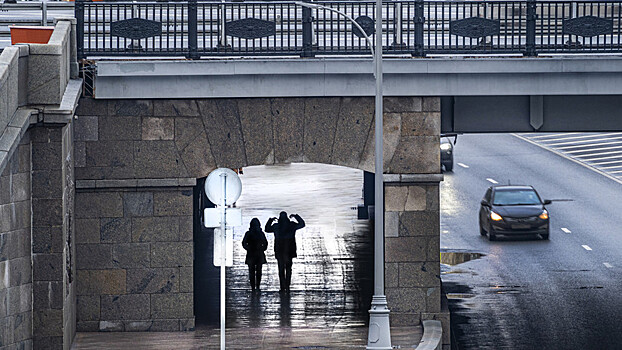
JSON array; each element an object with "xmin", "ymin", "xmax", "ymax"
[{"xmin": 529, "ymin": 95, "xmax": 544, "ymax": 130}]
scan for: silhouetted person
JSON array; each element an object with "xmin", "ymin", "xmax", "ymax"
[
  {"xmin": 265, "ymin": 211, "xmax": 305, "ymax": 292},
  {"xmin": 242, "ymin": 218, "xmax": 268, "ymax": 291}
]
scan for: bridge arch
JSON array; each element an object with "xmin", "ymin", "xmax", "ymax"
[{"xmin": 73, "ymin": 95, "xmax": 446, "ymax": 340}]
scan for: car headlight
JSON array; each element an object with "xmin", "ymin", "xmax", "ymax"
[
  {"xmin": 440, "ymin": 143, "xmax": 452, "ymax": 151},
  {"xmin": 490, "ymin": 211, "xmax": 503, "ymax": 221},
  {"xmin": 539, "ymin": 209, "xmax": 549, "ymax": 220}
]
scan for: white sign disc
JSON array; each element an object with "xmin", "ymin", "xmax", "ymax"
[{"xmin": 204, "ymin": 168, "xmax": 242, "ymax": 206}]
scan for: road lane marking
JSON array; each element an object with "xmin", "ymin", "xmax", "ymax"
[
  {"xmin": 486, "ymin": 178, "xmax": 498, "ymax": 184},
  {"xmin": 566, "ymin": 145, "xmax": 622, "ymax": 154},
  {"xmin": 598, "ymin": 165, "xmax": 622, "ymax": 170},
  {"xmin": 457, "ymin": 163, "xmax": 469, "ymax": 168},
  {"xmin": 528, "ymin": 132, "xmax": 581, "ymax": 140},
  {"xmin": 604, "ymin": 262, "xmax": 613, "ymax": 268},
  {"xmin": 548, "ymin": 136, "xmax": 622, "ymax": 147},
  {"xmin": 592, "ymin": 160, "xmax": 622, "ymax": 166},
  {"xmin": 561, "ymin": 228, "xmax": 571, "ymax": 233},
  {"xmin": 582, "ymin": 245, "xmax": 593, "ymax": 251}
]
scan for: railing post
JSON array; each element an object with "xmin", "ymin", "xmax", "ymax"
[
  {"xmin": 392, "ymin": 2, "xmax": 406, "ymax": 49},
  {"xmin": 75, "ymin": 0, "xmax": 85, "ymax": 59},
  {"xmin": 526, "ymin": 0, "xmax": 537, "ymax": 56},
  {"xmin": 188, "ymin": 0, "xmax": 199, "ymax": 59},
  {"xmin": 413, "ymin": 0, "xmax": 425, "ymax": 56},
  {"xmin": 42, "ymin": 1, "xmax": 47, "ymax": 26},
  {"xmin": 301, "ymin": 1, "xmax": 314, "ymax": 57}
]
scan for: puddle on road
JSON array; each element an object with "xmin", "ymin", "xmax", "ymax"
[
  {"xmin": 446, "ymin": 293, "xmax": 476, "ymax": 299},
  {"xmin": 441, "ymin": 251, "xmax": 485, "ymax": 266}
]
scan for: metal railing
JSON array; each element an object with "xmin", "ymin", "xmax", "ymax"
[
  {"xmin": 0, "ymin": 1, "xmax": 74, "ymax": 31},
  {"xmin": 75, "ymin": 0, "xmax": 622, "ymax": 58}
]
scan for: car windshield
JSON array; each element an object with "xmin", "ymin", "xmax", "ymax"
[{"xmin": 492, "ymin": 189, "xmax": 541, "ymax": 206}]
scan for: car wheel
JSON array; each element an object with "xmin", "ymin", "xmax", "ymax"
[
  {"xmin": 541, "ymin": 234, "xmax": 549, "ymax": 240},
  {"xmin": 479, "ymin": 221, "xmax": 486, "ymax": 236},
  {"xmin": 445, "ymin": 162, "xmax": 453, "ymax": 172}
]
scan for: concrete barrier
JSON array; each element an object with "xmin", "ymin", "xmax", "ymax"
[{"xmin": 416, "ymin": 320, "xmax": 443, "ymax": 350}]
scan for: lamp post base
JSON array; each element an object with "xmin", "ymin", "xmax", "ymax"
[{"xmin": 366, "ymin": 295, "xmax": 392, "ymax": 350}]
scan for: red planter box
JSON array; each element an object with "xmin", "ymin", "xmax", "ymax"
[{"xmin": 10, "ymin": 26, "xmax": 55, "ymax": 45}]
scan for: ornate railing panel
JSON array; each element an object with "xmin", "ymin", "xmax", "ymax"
[{"xmin": 75, "ymin": 0, "xmax": 622, "ymax": 58}]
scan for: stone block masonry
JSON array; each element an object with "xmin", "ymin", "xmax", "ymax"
[
  {"xmin": 73, "ymin": 95, "xmax": 443, "ymax": 332},
  {"xmin": 75, "ymin": 186, "xmax": 195, "ymax": 332},
  {"xmin": 0, "ymin": 137, "xmax": 32, "ymax": 350}
]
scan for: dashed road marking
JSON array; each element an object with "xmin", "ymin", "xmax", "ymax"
[
  {"xmin": 486, "ymin": 178, "xmax": 498, "ymax": 184},
  {"xmin": 458, "ymin": 163, "xmax": 469, "ymax": 168},
  {"xmin": 561, "ymin": 228, "xmax": 571, "ymax": 234},
  {"xmin": 582, "ymin": 245, "xmax": 593, "ymax": 251},
  {"xmin": 604, "ymin": 262, "xmax": 613, "ymax": 268}
]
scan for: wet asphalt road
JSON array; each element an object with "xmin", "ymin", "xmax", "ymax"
[{"xmin": 441, "ymin": 134, "xmax": 622, "ymax": 350}]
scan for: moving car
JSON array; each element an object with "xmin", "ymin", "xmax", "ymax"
[
  {"xmin": 479, "ymin": 185, "xmax": 551, "ymax": 241},
  {"xmin": 440, "ymin": 136, "xmax": 455, "ymax": 172}
]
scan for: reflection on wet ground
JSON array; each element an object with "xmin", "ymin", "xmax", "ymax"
[
  {"xmin": 73, "ymin": 163, "xmax": 426, "ymax": 349},
  {"xmin": 440, "ymin": 251, "xmax": 485, "ymax": 266},
  {"xmin": 204, "ymin": 164, "xmax": 374, "ymax": 329}
]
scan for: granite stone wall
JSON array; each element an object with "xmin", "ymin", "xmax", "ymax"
[
  {"xmin": 74, "ymin": 186, "xmax": 195, "ymax": 332},
  {"xmin": 73, "ymin": 96, "xmax": 446, "ymax": 333},
  {"xmin": 31, "ymin": 125, "xmax": 76, "ymax": 350},
  {"xmin": 0, "ymin": 136, "xmax": 32, "ymax": 349}
]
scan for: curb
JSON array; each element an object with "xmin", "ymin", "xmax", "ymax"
[{"xmin": 415, "ymin": 320, "xmax": 443, "ymax": 350}]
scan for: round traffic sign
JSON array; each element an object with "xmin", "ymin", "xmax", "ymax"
[{"xmin": 204, "ymin": 168, "xmax": 242, "ymax": 206}]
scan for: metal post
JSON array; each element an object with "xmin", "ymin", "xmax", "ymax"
[
  {"xmin": 526, "ymin": 0, "xmax": 537, "ymax": 56},
  {"xmin": 75, "ymin": 0, "xmax": 85, "ymax": 59},
  {"xmin": 302, "ymin": 2, "xmax": 314, "ymax": 57},
  {"xmin": 367, "ymin": 0, "xmax": 391, "ymax": 347},
  {"xmin": 218, "ymin": 0, "xmax": 229, "ymax": 49},
  {"xmin": 413, "ymin": 0, "xmax": 425, "ymax": 57},
  {"xmin": 219, "ymin": 173, "xmax": 227, "ymax": 350},
  {"xmin": 188, "ymin": 0, "xmax": 199, "ymax": 59},
  {"xmin": 42, "ymin": 0, "xmax": 48, "ymax": 26},
  {"xmin": 392, "ymin": 2, "xmax": 405, "ymax": 49}
]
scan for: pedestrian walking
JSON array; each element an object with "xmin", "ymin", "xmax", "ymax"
[
  {"xmin": 242, "ymin": 218, "xmax": 268, "ymax": 291},
  {"xmin": 265, "ymin": 211, "xmax": 305, "ymax": 292}
]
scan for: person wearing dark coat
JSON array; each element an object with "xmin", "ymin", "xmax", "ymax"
[
  {"xmin": 242, "ymin": 218, "xmax": 268, "ymax": 291},
  {"xmin": 265, "ymin": 211, "xmax": 305, "ymax": 292}
]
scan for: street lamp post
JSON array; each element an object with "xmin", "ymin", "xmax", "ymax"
[{"xmin": 295, "ymin": 2, "xmax": 391, "ymax": 349}]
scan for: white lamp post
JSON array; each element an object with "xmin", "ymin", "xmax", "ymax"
[{"xmin": 295, "ymin": 2, "xmax": 391, "ymax": 349}]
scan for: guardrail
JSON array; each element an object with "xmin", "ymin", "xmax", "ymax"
[
  {"xmin": 76, "ymin": 0, "xmax": 622, "ymax": 58},
  {"xmin": 0, "ymin": 1, "xmax": 74, "ymax": 29}
]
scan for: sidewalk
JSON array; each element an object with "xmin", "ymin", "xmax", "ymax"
[{"xmin": 72, "ymin": 324, "xmax": 423, "ymax": 349}]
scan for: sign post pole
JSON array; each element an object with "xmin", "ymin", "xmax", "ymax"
[
  {"xmin": 220, "ymin": 173, "xmax": 226, "ymax": 350},
  {"xmin": 203, "ymin": 168, "xmax": 242, "ymax": 350}
]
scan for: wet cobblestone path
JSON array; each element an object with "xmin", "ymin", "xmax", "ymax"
[
  {"xmin": 73, "ymin": 164, "xmax": 424, "ymax": 349},
  {"xmin": 220, "ymin": 163, "xmax": 374, "ymax": 329}
]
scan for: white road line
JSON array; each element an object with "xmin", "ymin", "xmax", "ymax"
[
  {"xmin": 527, "ymin": 132, "xmax": 582, "ymax": 140},
  {"xmin": 609, "ymin": 169, "xmax": 622, "ymax": 174},
  {"xmin": 486, "ymin": 178, "xmax": 498, "ymax": 184},
  {"xmin": 580, "ymin": 154, "xmax": 622, "ymax": 162},
  {"xmin": 561, "ymin": 228, "xmax": 571, "ymax": 233},
  {"xmin": 547, "ymin": 136, "xmax": 622, "ymax": 147},
  {"xmin": 566, "ymin": 145, "xmax": 622, "ymax": 154},
  {"xmin": 555, "ymin": 140, "xmax": 622, "ymax": 150},
  {"xmin": 598, "ymin": 165, "xmax": 622, "ymax": 170},
  {"xmin": 575, "ymin": 150, "xmax": 622, "ymax": 158},
  {"xmin": 535, "ymin": 132, "xmax": 622, "ymax": 143},
  {"xmin": 457, "ymin": 163, "xmax": 469, "ymax": 168},
  {"xmin": 512, "ymin": 133, "xmax": 622, "ymax": 187},
  {"xmin": 592, "ymin": 160, "xmax": 622, "ymax": 166},
  {"xmin": 582, "ymin": 245, "xmax": 593, "ymax": 251},
  {"xmin": 604, "ymin": 262, "xmax": 614, "ymax": 268}
]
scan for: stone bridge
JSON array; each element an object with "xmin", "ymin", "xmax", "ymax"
[{"xmin": 5, "ymin": 13, "xmax": 622, "ymax": 350}]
